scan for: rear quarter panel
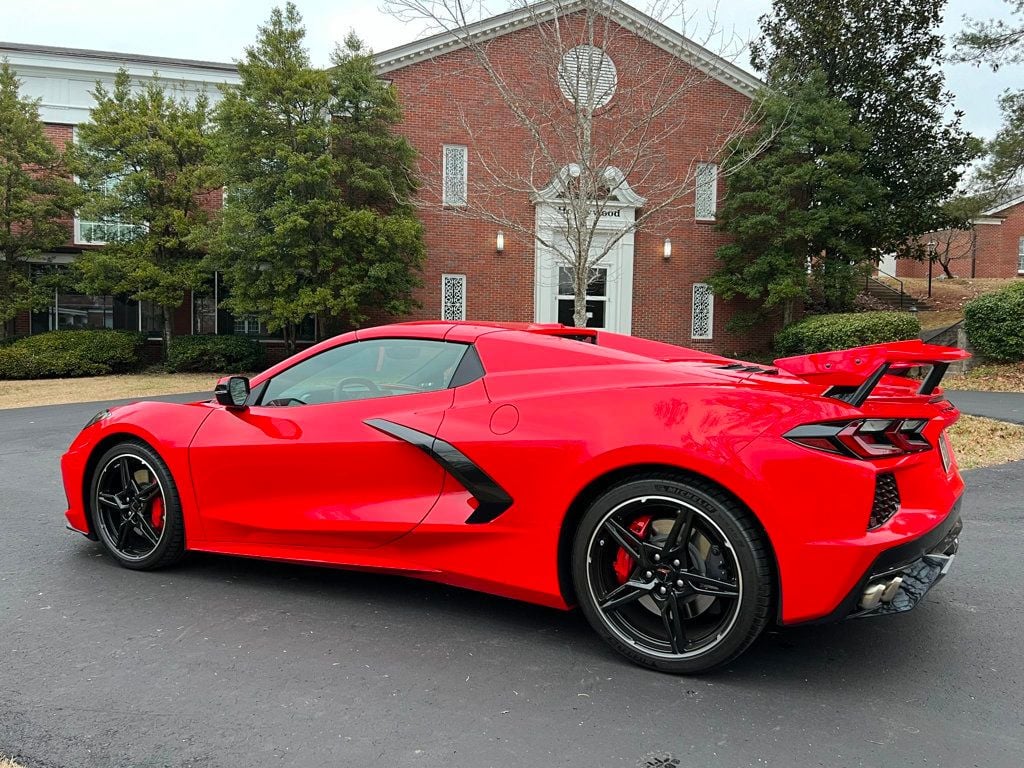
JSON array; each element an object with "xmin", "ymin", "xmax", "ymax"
[{"xmin": 410, "ymin": 366, "xmax": 817, "ymax": 608}]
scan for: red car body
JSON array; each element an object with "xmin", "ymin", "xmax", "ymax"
[{"xmin": 62, "ymin": 322, "xmax": 965, "ymax": 629}]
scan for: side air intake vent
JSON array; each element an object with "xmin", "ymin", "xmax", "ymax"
[{"xmin": 869, "ymin": 473, "xmax": 900, "ymax": 529}]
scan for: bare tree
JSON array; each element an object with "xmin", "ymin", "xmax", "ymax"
[
  {"xmin": 926, "ymin": 226, "xmax": 975, "ymax": 279},
  {"xmin": 381, "ymin": 0, "xmax": 771, "ymax": 327}
]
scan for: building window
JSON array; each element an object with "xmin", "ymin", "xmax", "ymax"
[
  {"xmin": 1018, "ymin": 237, "xmax": 1024, "ymax": 274},
  {"xmin": 557, "ymin": 266, "xmax": 607, "ymax": 328},
  {"xmin": 139, "ymin": 301, "xmax": 163, "ymax": 337},
  {"xmin": 442, "ymin": 145, "xmax": 468, "ymax": 207},
  {"xmin": 441, "ymin": 273, "xmax": 467, "ymax": 321},
  {"xmin": 234, "ymin": 315, "xmax": 263, "ymax": 336},
  {"xmin": 72, "ymin": 126, "xmax": 145, "ymax": 246},
  {"xmin": 695, "ymin": 162, "xmax": 718, "ymax": 221},
  {"xmin": 55, "ymin": 292, "xmax": 113, "ymax": 330},
  {"xmin": 691, "ymin": 283, "xmax": 714, "ymax": 340}
]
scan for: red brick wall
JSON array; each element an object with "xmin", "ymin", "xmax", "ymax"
[
  {"xmin": 899, "ymin": 203, "xmax": 1024, "ymax": 280},
  {"xmin": 386, "ymin": 16, "xmax": 775, "ymax": 354}
]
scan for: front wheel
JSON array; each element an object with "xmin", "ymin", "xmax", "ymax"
[
  {"xmin": 572, "ymin": 473, "xmax": 772, "ymax": 674},
  {"xmin": 88, "ymin": 440, "xmax": 185, "ymax": 570}
]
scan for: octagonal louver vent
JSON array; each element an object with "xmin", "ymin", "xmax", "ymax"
[{"xmin": 557, "ymin": 45, "xmax": 617, "ymax": 108}]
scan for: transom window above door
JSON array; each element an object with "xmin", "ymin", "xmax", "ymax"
[{"xmin": 556, "ymin": 266, "xmax": 607, "ymax": 328}]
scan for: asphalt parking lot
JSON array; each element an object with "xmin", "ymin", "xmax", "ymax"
[{"xmin": 1, "ymin": 396, "xmax": 1022, "ymax": 768}]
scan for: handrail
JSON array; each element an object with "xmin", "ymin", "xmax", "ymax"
[{"xmin": 865, "ymin": 268, "xmax": 906, "ymax": 310}]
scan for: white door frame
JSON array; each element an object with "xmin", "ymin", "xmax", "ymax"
[{"xmin": 531, "ymin": 167, "xmax": 645, "ymax": 335}]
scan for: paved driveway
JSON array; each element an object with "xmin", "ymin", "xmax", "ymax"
[
  {"xmin": 1, "ymin": 397, "xmax": 1023, "ymax": 768},
  {"xmin": 947, "ymin": 390, "xmax": 1024, "ymax": 424}
]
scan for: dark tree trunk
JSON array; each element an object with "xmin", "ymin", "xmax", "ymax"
[
  {"xmin": 161, "ymin": 306, "xmax": 174, "ymax": 362},
  {"xmin": 284, "ymin": 321, "xmax": 296, "ymax": 355}
]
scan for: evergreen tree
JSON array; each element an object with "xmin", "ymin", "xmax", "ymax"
[
  {"xmin": 0, "ymin": 60, "xmax": 80, "ymax": 338},
  {"xmin": 72, "ymin": 69, "xmax": 219, "ymax": 353},
  {"xmin": 213, "ymin": 5, "xmax": 423, "ymax": 352},
  {"xmin": 751, "ymin": 0, "xmax": 979, "ymax": 264},
  {"xmin": 709, "ymin": 73, "xmax": 885, "ymax": 321}
]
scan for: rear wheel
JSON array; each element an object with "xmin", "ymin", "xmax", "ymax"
[
  {"xmin": 572, "ymin": 473, "xmax": 772, "ymax": 673},
  {"xmin": 88, "ymin": 440, "xmax": 185, "ymax": 570}
]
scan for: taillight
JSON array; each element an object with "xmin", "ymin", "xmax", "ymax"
[{"xmin": 785, "ymin": 419, "xmax": 931, "ymax": 459}]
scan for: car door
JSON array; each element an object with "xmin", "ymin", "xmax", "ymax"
[{"xmin": 188, "ymin": 336, "xmax": 470, "ymax": 550}]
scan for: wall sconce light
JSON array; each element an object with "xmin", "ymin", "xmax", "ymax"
[
  {"xmin": 496, "ymin": 230, "xmax": 505, "ymax": 254},
  {"xmin": 663, "ymin": 237, "xmax": 672, "ymax": 260}
]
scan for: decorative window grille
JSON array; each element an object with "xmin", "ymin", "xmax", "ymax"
[
  {"xmin": 441, "ymin": 273, "xmax": 467, "ymax": 321},
  {"xmin": 695, "ymin": 162, "xmax": 718, "ymax": 221},
  {"xmin": 1018, "ymin": 237, "xmax": 1024, "ymax": 273},
  {"xmin": 442, "ymin": 145, "xmax": 468, "ymax": 206},
  {"xmin": 691, "ymin": 283, "xmax": 714, "ymax": 340},
  {"xmin": 558, "ymin": 46, "xmax": 617, "ymax": 109}
]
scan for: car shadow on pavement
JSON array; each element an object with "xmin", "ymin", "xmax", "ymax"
[{"xmin": 69, "ymin": 542, "xmax": 956, "ymax": 685}]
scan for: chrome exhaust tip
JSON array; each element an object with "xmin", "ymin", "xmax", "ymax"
[
  {"xmin": 859, "ymin": 575, "xmax": 904, "ymax": 610},
  {"xmin": 859, "ymin": 582, "xmax": 887, "ymax": 611},
  {"xmin": 880, "ymin": 575, "xmax": 903, "ymax": 603}
]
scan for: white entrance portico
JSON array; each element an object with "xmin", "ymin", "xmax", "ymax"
[{"xmin": 532, "ymin": 166, "xmax": 645, "ymax": 334}]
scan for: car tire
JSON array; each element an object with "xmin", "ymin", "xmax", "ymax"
[
  {"xmin": 572, "ymin": 472, "xmax": 772, "ymax": 674},
  {"xmin": 88, "ymin": 439, "xmax": 186, "ymax": 570}
]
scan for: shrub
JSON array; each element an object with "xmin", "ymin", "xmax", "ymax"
[
  {"xmin": 166, "ymin": 334, "xmax": 265, "ymax": 373},
  {"xmin": 963, "ymin": 282, "xmax": 1024, "ymax": 362},
  {"xmin": 774, "ymin": 311, "xmax": 921, "ymax": 355},
  {"xmin": 0, "ymin": 330, "xmax": 145, "ymax": 380}
]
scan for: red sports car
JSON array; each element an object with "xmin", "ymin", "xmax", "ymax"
[{"xmin": 61, "ymin": 322, "xmax": 965, "ymax": 673}]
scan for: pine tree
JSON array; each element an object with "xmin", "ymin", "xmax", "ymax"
[
  {"xmin": 71, "ymin": 69, "xmax": 219, "ymax": 354},
  {"xmin": 213, "ymin": 5, "xmax": 423, "ymax": 352},
  {"xmin": 752, "ymin": 0, "xmax": 979, "ymax": 268},
  {"xmin": 0, "ymin": 60, "xmax": 80, "ymax": 338},
  {"xmin": 709, "ymin": 73, "xmax": 885, "ymax": 321}
]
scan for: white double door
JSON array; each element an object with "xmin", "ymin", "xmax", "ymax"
[{"xmin": 534, "ymin": 230, "xmax": 634, "ymax": 334}]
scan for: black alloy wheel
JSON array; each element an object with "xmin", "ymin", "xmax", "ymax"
[
  {"xmin": 89, "ymin": 440, "xmax": 185, "ymax": 570},
  {"xmin": 573, "ymin": 473, "xmax": 772, "ymax": 674}
]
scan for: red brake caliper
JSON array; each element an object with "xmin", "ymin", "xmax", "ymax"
[
  {"xmin": 612, "ymin": 515, "xmax": 651, "ymax": 584},
  {"xmin": 150, "ymin": 497, "xmax": 164, "ymax": 529}
]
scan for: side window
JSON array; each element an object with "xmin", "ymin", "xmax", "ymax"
[{"xmin": 260, "ymin": 338, "xmax": 468, "ymax": 407}]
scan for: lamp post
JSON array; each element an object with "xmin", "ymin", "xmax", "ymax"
[{"xmin": 926, "ymin": 239, "xmax": 936, "ymax": 298}]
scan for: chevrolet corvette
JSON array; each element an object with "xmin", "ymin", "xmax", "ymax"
[{"xmin": 61, "ymin": 322, "xmax": 965, "ymax": 673}]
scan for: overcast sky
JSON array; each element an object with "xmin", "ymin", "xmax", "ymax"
[{"xmin": 2, "ymin": 0, "xmax": 1020, "ymax": 138}]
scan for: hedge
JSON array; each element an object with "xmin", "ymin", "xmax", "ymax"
[
  {"xmin": 0, "ymin": 330, "xmax": 145, "ymax": 380},
  {"xmin": 963, "ymin": 282, "xmax": 1024, "ymax": 362},
  {"xmin": 166, "ymin": 334, "xmax": 265, "ymax": 373},
  {"xmin": 774, "ymin": 311, "xmax": 921, "ymax": 356}
]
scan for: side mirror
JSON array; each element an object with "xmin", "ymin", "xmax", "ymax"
[{"xmin": 214, "ymin": 376, "xmax": 251, "ymax": 409}]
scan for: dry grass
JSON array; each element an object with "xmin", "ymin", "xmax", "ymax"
[
  {"xmin": 880, "ymin": 277, "xmax": 1016, "ymax": 331},
  {"xmin": 945, "ymin": 363, "xmax": 1024, "ymax": 393},
  {"xmin": 0, "ymin": 372, "xmax": 222, "ymax": 410},
  {"xmin": 948, "ymin": 414, "xmax": 1024, "ymax": 470},
  {"xmin": 895, "ymin": 277, "xmax": 1015, "ymax": 310},
  {"xmin": 0, "ymin": 757, "xmax": 25, "ymax": 768}
]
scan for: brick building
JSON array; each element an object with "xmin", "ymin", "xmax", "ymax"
[
  {"xmin": 1, "ymin": 41, "xmax": 242, "ymax": 342},
  {"xmin": 895, "ymin": 193, "xmax": 1024, "ymax": 280},
  {"xmin": 376, "ymin": 0, "xmax": 767, "ymax": 353},
  {"xmin": 5, "ymin": 1, "xmax": 770, "ymax": 355}
]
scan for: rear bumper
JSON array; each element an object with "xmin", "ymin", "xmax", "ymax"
[{"xmin": 800, "ymin": 497, "xmax": 962, "ymax": 624}]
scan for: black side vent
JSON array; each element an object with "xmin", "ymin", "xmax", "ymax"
[{"xmin": 869, "ymin": 473, "xmax": 900, "ymax": 529}]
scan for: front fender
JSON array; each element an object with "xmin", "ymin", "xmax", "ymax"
[{"xmin": 63, "ymin": 400, "xmax": 217, "ymax": 543}]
